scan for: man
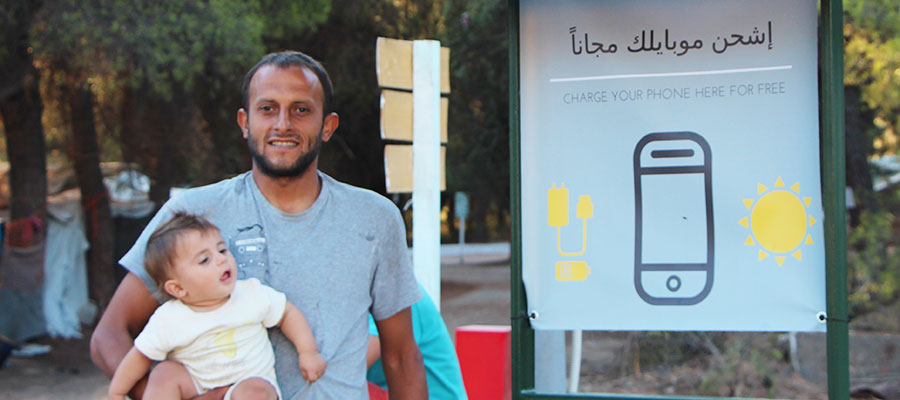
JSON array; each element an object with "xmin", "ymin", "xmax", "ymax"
[{"xmin": 91, "ymin": 51, "xmax": 427, "ymax": 399}]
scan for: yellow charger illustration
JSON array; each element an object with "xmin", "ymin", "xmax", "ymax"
[
  {"xmin": 555, "ymin": 261, "xmax": 590, "ymax": 281},
  {"xmin": 548, "ymin": 183, "xmax": 593, "ymax": 256},
  {"xmin": 548, "ymin": 183, "xmax": 594, "ymax": 282}
]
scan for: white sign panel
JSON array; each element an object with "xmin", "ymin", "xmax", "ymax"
[{"xmin": 520, "ymin": 0, "xmax": 826, "ymax": 331}]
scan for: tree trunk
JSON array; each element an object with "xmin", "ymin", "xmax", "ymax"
[
  {"xmin": 67, "ymin": 81, "xmax": 115, "ymax": 312},
  {"xmin": 195, "ymin": 62, "xmax": 249, "ymax": 181},
  {"xmin": 119, "ymin": 84, "xmax": 173, "ymax": 210},
  {"xmin": 0, "ymin": 26, "xmax": 47, "ymax": 225},
  {"xmin": 146, "ymin": 95, "xmax": 177, "ymax": 209},
  {"xmin": 446, "ymin": 192, "xmax": 458, "ymax": 242},
  {"xmin": 844, "ymin": 85, "xmax": 876, "ymax": 226}
]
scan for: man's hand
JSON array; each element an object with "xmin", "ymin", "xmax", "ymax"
[
  {"xmin": 299, "ymin": 350, "xmax": 327, "ymax": 382},
  {"xmin": 374, "ymin": 307, "xmax": 427, "ymax": 399}
]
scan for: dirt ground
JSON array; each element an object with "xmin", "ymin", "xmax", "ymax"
[{"xmin": 0, "ymin": 259, "xmax": 846, "ymax": 399}]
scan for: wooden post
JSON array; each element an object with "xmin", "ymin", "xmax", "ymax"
[{"xmin": 412, "ymin": 40, "xmax": 443, "ymax": 309}]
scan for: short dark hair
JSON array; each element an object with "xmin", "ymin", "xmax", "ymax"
[
  {"xmin": 144, "ymin": 212, "xmax": 220, "ymax": 296},
  {"xmin": 241, "ymin": 50, "xmax": 334, "ymax": 120}
]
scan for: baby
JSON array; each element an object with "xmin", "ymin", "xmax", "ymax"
[{"xmin": 108, "ymin": 213, "xmax": 326, "ymax": 399}]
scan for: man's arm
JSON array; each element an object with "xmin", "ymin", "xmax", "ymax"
[
  {"xmin": 90, "ymin": 273, "xmax": 158, "ymax": 399},
  {"xmin": 373, "ymin": 307, "xmax": 427, "ymax": 399}
]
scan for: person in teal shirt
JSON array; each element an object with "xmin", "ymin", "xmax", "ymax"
[{"xmin": 367, "ymin": 286, "xmax": 467, "ymax": 399}]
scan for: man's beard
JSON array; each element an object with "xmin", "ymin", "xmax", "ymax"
[{"xmin": 247, "ymin": 124, "xmax": 323, "ymax": 178}]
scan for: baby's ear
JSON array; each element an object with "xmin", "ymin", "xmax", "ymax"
[{"xmin": 164, "ymin": 279, "xmax": 186, "ymax": 299}]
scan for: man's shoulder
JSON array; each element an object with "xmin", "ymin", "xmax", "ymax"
[
  {"xmin": 322, "ymin": 173, "xmax": 398, "ymax": 215},
  {"xmin": 167, "ymin": 172, "xmax": 251, "ymax": 210}
]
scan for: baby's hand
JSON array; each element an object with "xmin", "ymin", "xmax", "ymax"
[{"xmin": 299, "ymin": 351, "xmax": 327, "ymax": 382}]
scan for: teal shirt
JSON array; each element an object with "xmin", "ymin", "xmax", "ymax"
[{"xmin": 368, "ymin": 287, "xmax": 468, "ymax": 399}]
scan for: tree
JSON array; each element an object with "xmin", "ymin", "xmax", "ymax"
[
  {"xmin": 440, "ymin": 0, "xmax": 509, "ymax": 241},
  {"xmin": 843, "ymin": 0, "xmax": 900, "ymax": 316},
  {"xmin": 844, "ymin": 0, "xmax": 900, "ymax": 208},
  {"xmin": 0, "ymin": 0, "xmax": 49, "ymax": 237},
  {"xmin": 28, "ymin": 0, "xmax": 301, "ymax": 307}
]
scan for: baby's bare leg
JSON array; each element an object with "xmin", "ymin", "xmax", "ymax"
[
  {"xmin": 229, "ymin": 377, "xmax": 278, "ymax": 400},
  {"xmin": 143, "ymin": 361, "xmax": 198, "ymax": 399}
]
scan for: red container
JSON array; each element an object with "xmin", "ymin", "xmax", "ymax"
[{"xmin": 455, "ymin": 325, "xmax": 512, "ymax": 400}]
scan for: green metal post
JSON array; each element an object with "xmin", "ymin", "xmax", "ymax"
[
  {"xmin": 820, "ymin": 0, "xmax": 849, "ymax": 399},
  {"xmin": 509, "ymin": 0, "xmax": 536, "ymax": 398}
]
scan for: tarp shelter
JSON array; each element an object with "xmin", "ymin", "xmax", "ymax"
[{"xmin": 0, "ymin": 163, "xmax": 156, "ymax": 343}]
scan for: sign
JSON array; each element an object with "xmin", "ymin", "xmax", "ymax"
[
  {"xmin": 520, "ymin": 0, "xmax": 825, "ymax": 331},
  {"xmin": 383, "ymin": 144, "xmax": 447, "ymax": 193},
  {"xmin": 376, "ymin": 37, "xmax": 451, "ymax": 93},
  {"xmin": 380, "ymin": 90, "xmax": 449, "ymax": 143},
  {"xmin": 376, "ymin": 37, "xmax": 450, "ymax": 194},
  {"xmin": 455, "ymin": 192, "xmax": 470, "ymax": 220}
]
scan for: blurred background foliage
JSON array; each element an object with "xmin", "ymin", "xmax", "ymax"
[
  {"xmin": 0, "ymin": 0, "xmax": 509, "ymax": 243},
  {"xmin": 843, "ymin": 0, "xmax": 900, "ymax": 328}
]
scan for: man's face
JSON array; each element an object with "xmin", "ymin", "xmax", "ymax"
[{"xmin": 238, "ymin": 65, "xmax": 338, "ymax": 178}]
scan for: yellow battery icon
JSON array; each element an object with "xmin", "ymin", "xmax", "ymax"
[{"xmin": 555, "ymin": 261, "xmax": 590, "ymax": 281}]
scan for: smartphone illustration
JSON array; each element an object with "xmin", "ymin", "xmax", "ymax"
[{"xmin": 633, "ymin": 132, "xmax": 713, "ymax": 306}]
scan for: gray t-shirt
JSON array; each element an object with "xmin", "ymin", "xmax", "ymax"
[{"xmin": 120, "ymin": 171, "xmax": 421, "ymax": 399}]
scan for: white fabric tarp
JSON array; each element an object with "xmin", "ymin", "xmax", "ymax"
[{"xmin": 42, "ymin": 193, "xmax": 92, "ymax": 339}]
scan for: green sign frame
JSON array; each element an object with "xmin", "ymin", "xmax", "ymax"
[{"xmin": 508, "ymin": 0, "xmax": 848, "ymax": 398}]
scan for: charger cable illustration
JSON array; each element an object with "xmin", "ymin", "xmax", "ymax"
[{"xmin": 548, "ymin": 183, "xmax": 593, "ymax": 281}]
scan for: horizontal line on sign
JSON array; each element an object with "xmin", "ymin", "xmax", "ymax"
[
  {"xmin": 381, "ymin": 139, "xmax": 448, "ymax": 146},
  {"xmin": 651, "ymin": 149, "xmax": 694, "ymax": 158},
  {"xmin": 638, "ymin": 165, "xmax": 705, "ymax": 174},
  {"xmin": 378, "ymin": 86, "xmax": 451, "ymax": 96},
  {"xmin": 549, "ymin": 65, "xmax": 792, "ymax": 83}
]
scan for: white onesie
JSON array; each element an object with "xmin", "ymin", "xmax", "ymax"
[{"xmin": 135, "ymin": 278, "xmax": 286, "ymax": 397}]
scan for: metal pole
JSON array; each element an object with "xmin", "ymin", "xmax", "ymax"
[
  {"xmin": 820, "ymin": 0, "xmax": 849, "ymax": 398},
  {"xmin": 459, "ymin": 217, "xmax": 466, "ymax": 264},
  {"xmin": 568, "ymin": 330, "xmax": 583, "ymax": 393},
  {"xmin": 509, "ymin": 0, "xmax": 535, "ymax": 398}
]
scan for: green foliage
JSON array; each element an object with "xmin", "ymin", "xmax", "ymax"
[
  {"xmin": 32, "ymin": 0, "xmax": 267, "ymax": 100},
  {"xmin": 0, "ymin": 4, "xmax": 13, "ymax": 65},
  {"xmin": 9, "ymin": 0, "xmax": 513, "ymax": 239},
  {"xmin": 258, "ymin": 0, "xmax": 331, "ymax": 41},
  {"xmin": 440, "ymin": 0, "xmax": 509, "ymax": 241},
  {"xmin": 24, "ymin": 0, "xmax": 334, "ymax": 193},
  {"xmin": 844, "ymin": 1, "xmax": 900, "ymax": 155},
  {"xmin": 696, "ymin": 334, "xmax": 783, "ymax": 397},
  {"xmin": 848, "ymin": 210, "xmax": 900, "ymax": 316},
  {"xmin": 615, "ymin": 332, "xmax": 788, "ymax": 397},
  {"xmin": 845, "ymin": 0, "xmax": 900, "ymax": 38}
]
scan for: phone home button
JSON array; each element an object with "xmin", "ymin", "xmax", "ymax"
[{"xmin": 666, "ymin": 275, "xmax": 682, "ymax": 292}]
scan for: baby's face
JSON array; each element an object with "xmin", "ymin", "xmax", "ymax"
[{"xmin": 169, "ymin": 229, "xmax": 237, "ymax": 307}]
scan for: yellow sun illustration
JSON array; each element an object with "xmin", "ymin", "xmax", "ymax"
[{"xmin": 739, "ymin": 177, "xmax": 816, "ymax": 266}]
